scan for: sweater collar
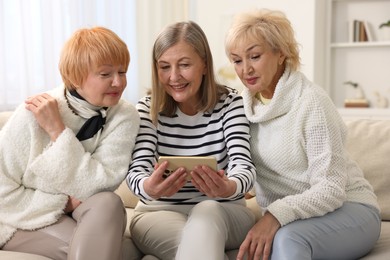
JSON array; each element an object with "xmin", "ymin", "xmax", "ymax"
[{"xmin": 242, "ymin": 66, "xmax": 303, "ymax": 123}]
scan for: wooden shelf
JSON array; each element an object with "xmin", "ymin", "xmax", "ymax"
[{"xmin": 331, "ymin": 41, "xmax": 390, "ymax": 48}]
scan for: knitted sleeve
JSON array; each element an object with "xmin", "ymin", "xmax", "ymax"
[{"xmin": 267, "ymin": 88, "xmax": 348, "ymax": 226}]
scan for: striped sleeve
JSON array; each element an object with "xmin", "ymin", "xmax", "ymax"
[
  {"xmin": 126, "ymin": 96, "xmax": 156, "ymax": 200},
  {"xmin": 221, "ymin": 92, "xmax": 256, "ymax": 198}
]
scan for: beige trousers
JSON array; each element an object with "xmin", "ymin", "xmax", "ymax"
[
  {"xmin": 3, "ymin": 192, "xmax": 126, "ymax": 260},
  {"xmin": 131, "ymin": 199, "xmax": 255, "ymax": 260}
]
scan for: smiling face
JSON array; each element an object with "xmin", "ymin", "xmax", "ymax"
[
  {"xmin": 229, "ymin": 38, "xmax": 285, "ymax": 99},
  {"xmin": 75, "ymin": 64, "xmax": 127, "ymax": 107},
  {"xmin": 157, "ymin": 41, "xmax": 206, "ymax": 115}
]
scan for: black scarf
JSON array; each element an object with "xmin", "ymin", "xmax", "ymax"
[{"xmin": 66, "ymin": 90, "xmax": 107, "ymax": 141}]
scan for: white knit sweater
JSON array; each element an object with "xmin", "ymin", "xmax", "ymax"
[
  {"xmin": 0, "ymin": 86, "xmax": 140, "ymax": 246},
  {"xmin": 242, "ymin": 68, "xmax": 379, "ymax": 226}
]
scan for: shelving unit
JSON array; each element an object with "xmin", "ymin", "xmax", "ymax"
[{"xmin": 325, "ymin": 0, "xmax": 390, "ymax": 118}]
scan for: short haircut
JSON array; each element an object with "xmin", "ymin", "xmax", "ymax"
[
  {"xmin": 59, "ymin": 26, "xmax": 130, "ymax": 90},
  {"xmin": 225, "ymin": 9, "xmax": 300, "ymax": 71}
]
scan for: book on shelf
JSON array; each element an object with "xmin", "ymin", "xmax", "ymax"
[
  {"xmin": 344, "ymin": 98, "xmax": 369, "ymax": 108},
  {"xmin": 359, "ymin": 21, "xmax": 368, "ymax": 41},
  {"xmin": 350, "ymin": 20, "xmax": 372, "ymax": 42},
  {"xmin": 363, "ymin": 21, "xmax": 374, "ymax": 41}
]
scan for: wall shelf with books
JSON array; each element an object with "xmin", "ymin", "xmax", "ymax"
[
  {"xmin": 329, "ymin": 0, "xmax": 390, "ymax": 44},
  {"xmin": 325, "ymin": 0, "xmax": 390, "ymax": 116}
]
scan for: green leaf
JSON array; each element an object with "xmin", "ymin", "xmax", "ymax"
[{"xmin": 379, "ymin": 20, "xmax": 390, "ymax": 28}]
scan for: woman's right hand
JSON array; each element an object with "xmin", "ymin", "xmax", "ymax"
[
  {"xmin": 143, "ymin": 161, "xmax": 188, "ymax": 199},
  {"xmin": 25, "ymin": 93, "xmax": 65, "ymax": 141},
  {"xmin": 237, "ymin": 212, "xmax": 281, "ymax": 260}
]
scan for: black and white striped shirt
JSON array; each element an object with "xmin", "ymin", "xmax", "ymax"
[{"xmin": 127, "ymin": 88, "xmax": 255, "ymax": 207}]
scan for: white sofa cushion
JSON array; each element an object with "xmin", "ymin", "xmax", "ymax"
[
  {"xmin": 345, "ymin": 119, "xmax": 390, "ymax": 220},
  {"xmin": 115, "ymin": 180, "xmax": 139, "ymax": 208}
]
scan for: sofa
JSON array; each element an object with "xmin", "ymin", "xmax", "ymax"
[{"xmin": 0, "ymin": 110, "xmax": 389, "ymax": 260}]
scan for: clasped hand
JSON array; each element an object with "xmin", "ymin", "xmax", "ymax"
[
  {"xmin": 143, "ymin": 161, "xmax": 236, "ymax": 199},
  {"xmin": 25, "ymin": 93, "xmax": 65, "ymax": 141}
]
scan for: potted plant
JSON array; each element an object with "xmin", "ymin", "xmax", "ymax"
[
  {"xmin": 379, "ymin": 20, "xmax": 390, "ymax": 41},
  {"xmin": 343, "ymin": 81, "xmax": 369, "ymax": 108},
  {"xmin": 344, "ymin": 81, "xmax": 364, "ymax": 99}
]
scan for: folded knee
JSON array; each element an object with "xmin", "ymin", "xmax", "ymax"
[{"xmin": 80, "ymin": 192, "xmax": 125, "ymax": 221}]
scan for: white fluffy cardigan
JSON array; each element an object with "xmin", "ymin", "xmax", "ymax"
[{"xmin": 0, "ymin": 86, "xmax": 140, "ymax": 246}]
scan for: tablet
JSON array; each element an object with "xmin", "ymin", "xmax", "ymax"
[{"xmin": 158, "ymin": 156, "xmax": 217, "ymax": 180}]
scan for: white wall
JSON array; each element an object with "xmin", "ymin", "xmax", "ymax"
[
  {"xmin": 135, "ymin": 0, "xmax": 190, "ymax": 98},
  {"xmin": 190, "ymin": 0, "xmax": 328, "ymax": 91},
  {"xmin": 135, "ymin": 0, "xmax": 326, "ymax": 98}
]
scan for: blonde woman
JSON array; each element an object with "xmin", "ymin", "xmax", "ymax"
[{"xmin": 225, "ymin": 9, "xmax": 380, "ymax": 260}]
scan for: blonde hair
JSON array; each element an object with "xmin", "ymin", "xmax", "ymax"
[
  {"xmin": 59, "ymin": 26, "xmax": 130, "ymax": 90},
  {"xmin": 225, "ymin": 9, "xmax": 300, "ymax": 71},
  {"xmin": 150, "ymin": 21, "xmax": 228, "ymax": 125}
]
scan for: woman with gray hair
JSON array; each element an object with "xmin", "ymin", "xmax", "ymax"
[{"xmin": 127, "ymin": 20, "xmax": 256, "ymax": 260}]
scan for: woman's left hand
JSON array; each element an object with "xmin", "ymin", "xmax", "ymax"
[{"xmin": 191, "ymin": 166, "xmax": 236, "ymax": 198}]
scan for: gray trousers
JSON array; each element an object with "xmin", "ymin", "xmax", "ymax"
[
  {"xmin": 270, "ymin": 202, "xmax": 381, "ymax": 260},
  {"xmin": 2, "ymin": 192, "xmax": 126, "ymax": 260}
]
